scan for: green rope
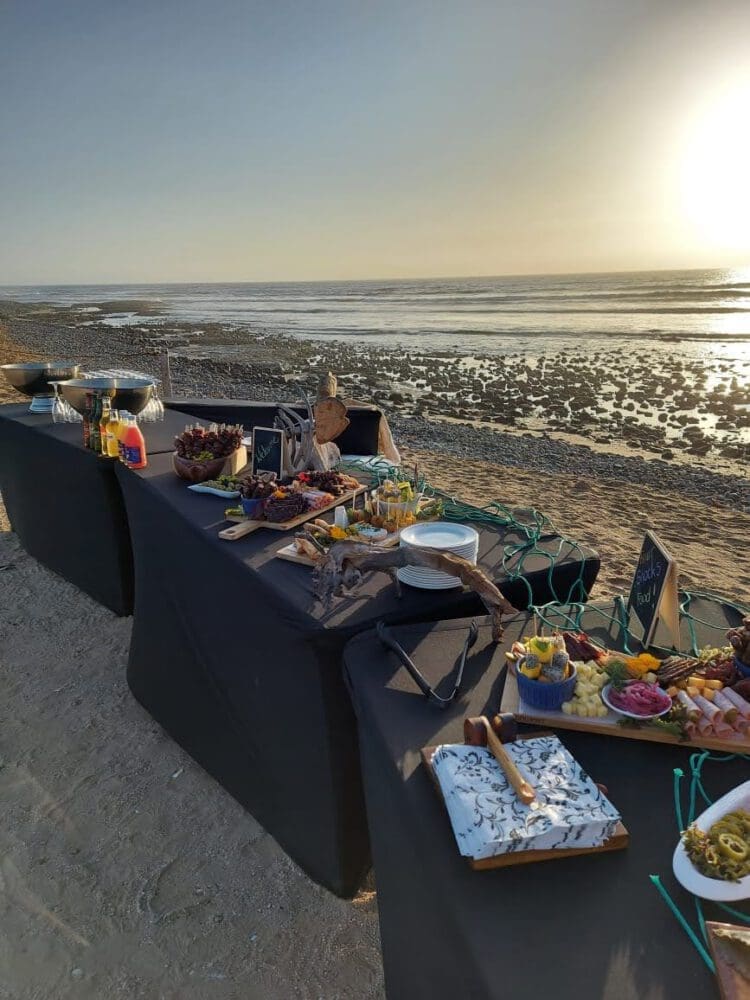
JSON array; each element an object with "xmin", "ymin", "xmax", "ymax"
[
  {"xmin": 673, "ymin": 768, "xmax": 685, "ymax": 832},
  {"xmin": 654, "ymin": 751, "xmax": 750, "ymax": 974},
  {"xmin": 426, "ymin": 489, "xmax": 593, "ymax": 609},
  {"xmin": 342, "ymin": 469, "xmax": 750, "ymax": 655},
  {"xmin": 424, "ymin": 489, "xmax": 749, "ymax": 654},
  {"xmin": 649, "ymin": 875, "xmax": 716, "ymax": 972},
  {"xmin": 680, "ymin": 590, "xmax": 750, "ymax": 655}
]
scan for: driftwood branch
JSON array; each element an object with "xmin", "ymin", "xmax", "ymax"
[
  {"xmin": 275, "ymin": 383, "xmax": 341, "ymax": 474},
  {"xmin": 314, "ymin": 542, "xmax": 516, "ymax": 641}
]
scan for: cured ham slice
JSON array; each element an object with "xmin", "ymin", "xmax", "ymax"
[
  {"xmin": 711, "ymin": 690, "xmax": 749, "ymax": 734},
  {"xmin": 695, "ymin": 711, "xmax": 714, "ymax": 737},
  {"xmin": 676, "ymin": 690, "xmax": 701, "ymax": 721},
  {"xmin": 712, "ymin": 690, "xmax": 739, "ymax": 724},
  {"xmin": 723, "ymin": 687, "xmax": 750, "ymax": 719},
  {"xmin": 693, "ymin": 695, "xmax": 734, "ymax": 738}
]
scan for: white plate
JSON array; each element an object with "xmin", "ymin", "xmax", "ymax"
[
  {"xmin": 672, "ymin": 781, "xmax": 750, "ymax": 901},
  {"xmin": 187, "ymin": 484, "xmax": 241, "ymax": 499},
  {"xmin": 601, "ymin": 682, "xmax": 673, "ymax": 721},
  {"xmin": 400, "ymin": 522, "xmax": 479, "ymax": 552},
  {"xmin": 396, "ymin": 567, "xmax": 464, "ymax": 590},
  {"xmin": 397, "ymin": 561, "xmax": 472, "ymax": 579}
]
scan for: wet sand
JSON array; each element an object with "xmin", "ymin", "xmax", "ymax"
[{"xmin": 1, "ymin": 298, "xmax": 748, "ymax": 472}]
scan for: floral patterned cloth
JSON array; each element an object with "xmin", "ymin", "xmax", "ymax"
[{"xmin": 432, "ymin": 736, "xmax": 621, "ymax": 861}]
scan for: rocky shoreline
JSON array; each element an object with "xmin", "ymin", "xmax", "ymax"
[{"xmin": 1, "ymin": 299, "xmax": 748, "ymax": 513}]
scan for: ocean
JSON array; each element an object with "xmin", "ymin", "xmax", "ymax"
[{"xmin": 2, "ymin": 268, "xmax": 750, "ymax": 362}]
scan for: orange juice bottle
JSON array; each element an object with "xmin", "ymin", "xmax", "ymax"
[{"xmin": 121, "ymin": 414, "xmax": 148, "ymax": 469}]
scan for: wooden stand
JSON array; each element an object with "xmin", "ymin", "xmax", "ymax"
[
  {"xmin": 222, "ymin": 445, "xmax": 248, "ymax": 477},
  {"xmin": 628, "ymin": 531, "xmax": 680, "ymax": 648}
]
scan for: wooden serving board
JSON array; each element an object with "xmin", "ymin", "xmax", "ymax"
[
  {"xmin": 422, "ymin": 739, "xmax": 629, "ymax": 871},
  {"xmin": 218, "ymin": 486, "xmax": 366, "ymax": 541},
  {"xmin": 275, "ymin": 543, "xmax": 319, "ymax": 567},
  {"xmin": 500, "ymin": 667, "xmax": 750, "ymax": 754},
  {"xmin": 706, "ymin": 922, "xmax": 750, "ymax": 1000},
  {"xmin": 275, "ymin": 529, "xmax": 400, "ymax": 567}
]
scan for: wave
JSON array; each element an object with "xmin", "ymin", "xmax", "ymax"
[{"xmin": 286, "ymin": 325, "xmax": 750, "ymax": 343}]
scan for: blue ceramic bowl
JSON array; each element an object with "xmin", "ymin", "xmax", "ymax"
[
  {"xmin": 240, "ymin": 496, "xmax": 266, "ymax": 519},
  {"xmin": 516, "ymin": 662, "xmax": 577, "ymax": 711},
  {"xmin": 735, "ymin": 656, "xmax": 750, "ymax": 679}
]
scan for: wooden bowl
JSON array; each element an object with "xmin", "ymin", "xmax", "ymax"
[{"xmin": 173, "ymin": 453, "xmax": 228, "ymax": 483}]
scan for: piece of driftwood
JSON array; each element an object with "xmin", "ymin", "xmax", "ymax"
[
  {"xmin": 315, "ymin": 396, "xmax": 349, "ymax": 444},
  {"xmin": 275, "ymin": 383, "xmax": 340, "ymax": 475},
  {"xmin": 314, "ymin": 542, "xmax": 516, "ymax": 641},
  {"xmin": 314, "ymin": 371, "xmax": 350, "ymax": 444},
  {"xmin": 317, "ymin": 371, "xmax": 338, "ymax": 399}
]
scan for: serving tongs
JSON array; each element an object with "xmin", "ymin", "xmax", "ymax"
[{"xmin": 376, "ymin": 619, "xmax": 479, "ymax": 708}]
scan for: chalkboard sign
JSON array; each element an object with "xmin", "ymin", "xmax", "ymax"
[
  {"xmin": 251, "ymin": 426, "xmax": 284, "ymax": 479},
  {"xmin": 627, "ymin": 531, "xmax": 679, "ymax": 647}
]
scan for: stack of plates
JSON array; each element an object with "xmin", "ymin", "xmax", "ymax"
[{"xmin": 397, "ymin": 522, "xmax": 479, "ymax": 590}]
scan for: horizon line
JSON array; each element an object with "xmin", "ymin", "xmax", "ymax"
[{"xmin": 1, "ymin": 262, "xmax": 748, "ymax": 291}]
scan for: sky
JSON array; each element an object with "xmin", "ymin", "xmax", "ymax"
[{"xmin": 2, "ymin": 0, "xmax": 750, "ymax": 284}]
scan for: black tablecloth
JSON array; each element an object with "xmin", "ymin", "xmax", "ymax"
[
  {"xmin": 0, "ymin": 404, "xmax": 191, "ymax": 614},
  {"xmin": 114, "ymin": 450, "xmax": 599, "ymax": 896},
  {"xmin": 343, "ymin": 600, "xmax": 748, "ymax": 1000}
]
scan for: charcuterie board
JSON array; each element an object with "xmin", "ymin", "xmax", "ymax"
[
  {"xmin": 218, "ymin": 486, "xmax": 366, "ymax": 541},
  {"xmin": 275, "ymin": 529, "xmax": 400, "ymax": 566},
  {"xmin": 500, "ymin": 667, "xmax": 750, "ymax": 754}
]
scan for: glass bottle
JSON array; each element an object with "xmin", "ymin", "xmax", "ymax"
[
  {"xmin": 106, "ymin": 409, "xmax": 121, "ymax": 458},
  {"xmin": 82, "ymin": 391, "xmax": 93, "ymax": 449},
  {"xmin": 89, "ymin": 394, "xmax": 102, "ymax": 452},
  {"xmin": 121, "ymin": 414, "xmax": 148, "ymax": 469},
  {"xmin": 99, "ymin": 397, "xmax": 112, "ymax": 456}
]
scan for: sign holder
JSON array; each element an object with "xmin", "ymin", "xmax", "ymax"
[
  {"xmin": 251, "ymin": 426, "xmax": 285, "ymax": 480},
  {"xmin": 627, "ymin": 530, "xmax": 680, "ymax": 648}
]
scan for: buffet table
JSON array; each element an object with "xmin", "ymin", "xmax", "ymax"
[
  {"xmin": 0, "ymin": 404, "xmax": 192, "ymax": 614},
  {"xmin": 114, "ymin": 451, "xmax": 599, "ymax": 897},
  {"xmin": 342, "ymin": 600, "xmax": 748, "ymax": 1000},
  {"xmin": 0, "ymin": 398, "xmax": 393, "ymax": 616}
]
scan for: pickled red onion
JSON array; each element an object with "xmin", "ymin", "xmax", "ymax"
[{"xmin": 607, "ymin": 681, "xmax": 672, "ymax": 717}]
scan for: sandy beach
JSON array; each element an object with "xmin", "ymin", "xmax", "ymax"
[{"xmin": 1, "ymin": 315, "xmax": 749, "ymax": 998}]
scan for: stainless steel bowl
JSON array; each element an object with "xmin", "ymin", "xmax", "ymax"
[
  {"xmin": 1, "ymin": 361, "xmax": 81, "ymax": 398},
  {"xmin": 58, "ymin": 377, "xmax": 154, "ymax": 416}
]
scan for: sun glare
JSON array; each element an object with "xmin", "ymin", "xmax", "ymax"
[{"xmin": 679, "ymin": 84, "xmax": 750, "ymax": 251}]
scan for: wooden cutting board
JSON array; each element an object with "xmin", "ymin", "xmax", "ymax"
[
  {"xmin": 218, "ymin": 486, "xmax": 366, "ymax": 541},
  {"xmin": 707, "ymin": 922, "xmax": 750, "ymax": 1000},
  {"xmin": 422, "ymin": 739, "xmax": 628, "ymax": 870},
  {"xmin": 275, "ymin": 529, "xmax": 400, "ymax": 566},
  {"xmin": 500, "ymin": 666, "xmax": 750, "ymax": 754}
]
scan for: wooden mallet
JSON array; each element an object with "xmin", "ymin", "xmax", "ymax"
[{"xmin": 464, "ymin": 714, "xmax": 536, "ymax": 805}]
